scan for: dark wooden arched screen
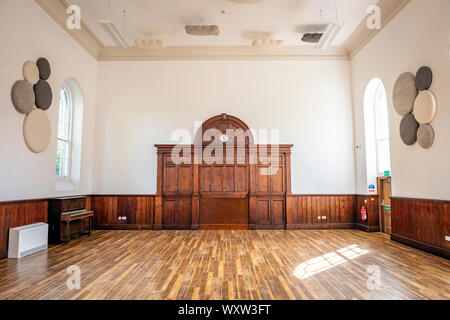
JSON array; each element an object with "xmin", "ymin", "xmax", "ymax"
[{"xmin": 155, "ymin": 114, "xmax": 292, "ymax": 230}]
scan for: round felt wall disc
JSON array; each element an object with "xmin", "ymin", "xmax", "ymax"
[
  {"xmin": 11, "ymin": 80, "xmax": 35, "ymax": 114},
  {"xmin": 34, "ymin": 79, "xmax": 53, "ymax": 110},
  {"xmin": 36, "ymin": 57, "xmax": 51, "ymax": 80},
  {"xmin": 22, "ymin": 61, "xmax": 40, "ymax": 85},
  {"xmin": 400, "ymin": 113, "xmax": 419, "ymax": 146},
  {"xmin": 413, "ymin": 90, "xmax": 437, "ymax": 124},
  {"xmin": 393, "ymin": 72, "xmax": 418, "ymax": 116},
  {"xmin": 415, "ymin": 66, "xmax": 433, "ymax": 91},
  {"xmin": 417, "ymin": 124, "xmax": 435, "ymax": 149},
  {"xmin": 23, "ymin": 109, "xmax": 51, "ymax": 153}
]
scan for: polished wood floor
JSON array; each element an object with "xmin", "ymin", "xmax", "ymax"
[{"xmin": 0, "ymin": 230, "xmax": 449, "ymax": 300}]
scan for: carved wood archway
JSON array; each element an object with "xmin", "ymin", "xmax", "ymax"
[{"xmin": 194, "ymin": 113, "xmax": 254, "ymax": 146}]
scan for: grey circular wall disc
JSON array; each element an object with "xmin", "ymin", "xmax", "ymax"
[
  {"xmin": 417, "ymin": 124, "xmax": 435, "ymax": 149},
  {"xmin": 415, "ymin": 66, "xmax": 433, "ymax": 91},
  {"xmin": 37, "ymin": 57, "xmax": 51, "ymax": 80},
  {"xmin": 34, "ymin": 79, "xmax": 53, "ymax": 110},
  {"xmin": 11, "ymin": 80, "xmax": 35, "ymax": 114},
  {"xmin": 400, "ymin": 113, "xmax": 419, "ymax": 145},
  {"xmin": 393, "ymin": 72, "xmax": 417, "ymax": 116}
]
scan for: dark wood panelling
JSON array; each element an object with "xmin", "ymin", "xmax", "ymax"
[
  {"xmin": 90, "ymin": 195, "xmax": 155, "ymax": 230},
  {"xmin": 0, "ymin": 199, "xmax": 48, "ymax": 259},
  {"xmin": 355, "ymin": 195, "xmax": 380, "ymax": 232},
  {"xmin": 391, "ymin": 197, "xmax": 450, "ymax": 259},
  {"xmin": 156, "ymin": 114, "xmax": 293, "ymax": 230},
  {"xmin": 286, "ymin": 195, "xmax": 356, "ymax": 230},
  {"xmin": 200, "ymin": 198, "xmax": 248, "ymax": 228}
]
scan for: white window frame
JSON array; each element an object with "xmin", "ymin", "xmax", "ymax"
[
  {"xmin": 56, "ymin": 84, "xmax": 74, "ymax": 182},
  {"xmin": 373, "ymin": 81, "xmax": 391, "ymax": 177}
]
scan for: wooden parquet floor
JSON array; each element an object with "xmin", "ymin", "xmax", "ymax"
[{"xmin": 0, "ymin": 230, "xmax": 449, "ymax": 300}]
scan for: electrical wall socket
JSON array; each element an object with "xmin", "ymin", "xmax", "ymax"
[
  {"xmin": 445, "ymin": 236, "xmax": 450, "ymax": 242},
  {"xmin": 318, "ymin": 216, "xmax": 321, "ymax": 220},
  {"xmin": 322, "ymin": 216, "xmax": 327, "ymax": 220}
]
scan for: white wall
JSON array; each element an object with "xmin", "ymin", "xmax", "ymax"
[
  {"xmin": 93, "ymin": 60, "xmax": 356, "ymax": 195},
  {"xmin": 0, "ymin": 0, "xmax": 97, "ymax": 201},
  {"xmin": 351, "ymin": 0, "xmax": 450, "ymax": 199}
]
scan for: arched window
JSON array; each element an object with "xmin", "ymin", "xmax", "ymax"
[
  {"xmin": 56, "ymin": 84, "xmax": 73, "ymax": 179},
  {"xmin": 364, "ymin": 78, "xmax": 391, "ymax": 188},
  {"xmin": 56, "ymin": 78, "xmax": 84, "ymax": 188}
]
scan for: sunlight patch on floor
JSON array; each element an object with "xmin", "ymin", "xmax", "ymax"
[{"xmin": 294, "ymin": 244, "xmax": 369, "ymax": 279}]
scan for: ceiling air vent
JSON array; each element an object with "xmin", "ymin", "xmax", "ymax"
[
  {"xmin": 185, "ymin": 25, "xmax": 220, "ymax": 36},
  {"xmin": 301, "ymin": 33, "xmax": 323, "ymax": 44}
]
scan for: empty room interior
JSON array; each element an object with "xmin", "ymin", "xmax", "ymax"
[{"xmin": 1, "ymin": 0, "xmax": 449, "ymax": 303}]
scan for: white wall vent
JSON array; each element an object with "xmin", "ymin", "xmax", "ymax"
[{"xmin": 8, "ymin": 223, "xmax": 48, "ymax": 258}]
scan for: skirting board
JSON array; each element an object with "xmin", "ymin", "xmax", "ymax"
[{"xmin": 391, "ymin": 233, "xmax": 450, "ymax": 259}]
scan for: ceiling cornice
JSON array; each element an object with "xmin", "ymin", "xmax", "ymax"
[
  {"xmin": 345, "ymin": 0, "xmax": 412, "ymax": 59},
  {"xmin": 34, "ymin": 0, "xmax": 410, "ymax": 62},
  {"xmin": 98, "ymin": 46, "xmax": 349, "ymax": 61},
  {"xmin": 34, "ymin": 0, "xmax": 102, "ymax": 60}
]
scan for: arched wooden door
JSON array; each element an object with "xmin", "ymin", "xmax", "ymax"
[{"xmin": 195, "ymin": 114, "xmax": 253, "ymax": 230}]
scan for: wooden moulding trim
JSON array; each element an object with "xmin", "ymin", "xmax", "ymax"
[
  {"xmin": 286, "ymin": 223, "xmax": 355, "ymax": 230},
  {"xmin": 391, "ymin": 196, "xmax": 450, "ymax": 204},
  {"xmin": 391, "ymin": 233, "xmax": 450, "ymax": 259},
  {"xmin": 354, "ymin": 223, "xmax": 380, "ymax": 233},
  {"xmin": 345, "ymin": 0, "xmax": 412, "ymax": 59},
  {"xmin": 90, "ymin": 194, "xmax": 155, "ymax": 198}
]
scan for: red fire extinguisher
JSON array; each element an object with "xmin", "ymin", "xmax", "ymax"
[{"xmin": 361, "ymin": 206, "xmax": 367, "ymax": 222}]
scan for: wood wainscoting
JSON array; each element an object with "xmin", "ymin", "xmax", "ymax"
[
  {"xmin": 0, "ymin": 199, "xmax": 48, "ymax": 259},
  {"xmin": 391, "ymin": 197, "xmax": 450, "ymax": 259},
  {"xmin": 286, "ymin": 195, "xmax": 356, "ymax": 230},
  {"xmin": 90, "ymin": 195, "xmax": 155, "ymax": 230}
]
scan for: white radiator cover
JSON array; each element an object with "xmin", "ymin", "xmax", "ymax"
[{"xmin": 8, "ymin": 223, "xmax": 48, "ymax": 258}]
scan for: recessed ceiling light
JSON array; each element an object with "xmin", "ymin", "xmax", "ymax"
[
  {"xmin": 185, "ymin": 25, "xmax": 220, "ymax": 36},
  {"xmin": 252, "ymin": 39, "xmax": 284, "ymax": 48},
  {"xmin": 134, "ymin": 39, "xmax": 166, "ymax": 49}
]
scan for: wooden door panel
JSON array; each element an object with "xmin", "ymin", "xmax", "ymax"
[
  {"xmin": 224, "ymin": 166, "xmax": 235, "ymax": 192},
  {"xmin": 163, "ymin": 200, "xmax": 176, "ymax": 226},
  {"xmin": 200, "ymin": 166, "xmax": 211, "ymax": 192},
  {"xmin": 200, "ymin": 198, "xmax": 248, "ymax": 227},
  {"xmin": 177, "ymin": 166, "xmax": 192, "ymax": 193},
  {"xmin": 256, "ymin": 167, "xmax": 270, "ymax": 193},
  {"xmin": 236, "ymin": 166, "xmax": 247, "ymax": 192},
  {"xmin": 163, "ymin": 166, "xmax": 177, "ymax": 193},
  {"xmin": 270, "ymin": 166, "xmax": 284, "ymax": 193},
  {"xmin": 257, "ymin": 199, "xmax": 271, "ymax": 225},
  {"xmin": 212, "ymin": 167, "xmax": 224, "ymax": 192},
  {"xmin": 271, "ymin": 199, "xmax": 285, "ymax": 225},
  {"xmin": 177, "ymin": 199, "xmax": 191, "ymax": 226}
]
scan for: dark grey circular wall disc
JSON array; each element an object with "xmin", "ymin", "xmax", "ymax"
[
  {"xmin": 11, "ymin": 80, "xmax": 35, "ymax": 114},
  {"xmin": 36, "ymin": 57, "xmax": 51, "ymax": 80},
  {"xmin": 415, "ymin": 66, "xmax": 433, "ymax": 91},
  {"xmin": 400, "ymin": 113, "xmax": 419, "ymax": 145},
  {"xmin": 34, "ymin": 79, "xmax": 53, "ymax": 110},
  {"xmin": 417, "ymin": 124, "xmax": 435, "ymax": 149}
]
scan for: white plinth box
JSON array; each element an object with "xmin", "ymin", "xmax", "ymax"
[{"xmin": 8, "ymin": 223, "xmax": 49, "ymax": 258}]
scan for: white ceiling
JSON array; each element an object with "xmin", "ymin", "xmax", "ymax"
[{"xmin": 67, "ymin": 0, "xmax": 379, "ymax": 47}]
